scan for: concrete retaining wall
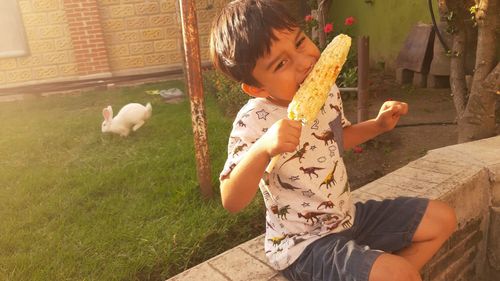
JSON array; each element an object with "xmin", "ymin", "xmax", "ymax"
[{"xmin": 168, "ymin": 135, "xmax": 500, "ymax": 281}]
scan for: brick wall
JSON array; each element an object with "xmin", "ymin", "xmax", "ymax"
[
  {"xmin": 63, "ymin": 0, "xmax": 110, "ymax": 76},
  {"xmin": 420, "ymin": 171, "xmax": 490, "ymax": 281},
  {"xmin": 0, "ymin": 0, "xmax": 78, "ymax": 86},
  {"xmin": 0, "ymin": 0, "xmax": 312, "ymax": 88},
  {"xmin": 0, "ymin": 0, "xmax": 230, "ymax": 88},
  {"xmin": 0, "ymin": 0, "xmax": 304, "ymax": 89},
  {"xmin": 344, "ymin": 140, "xmax": 496, "ymax": 281},
  {"xmin": 97, "ymin": 0, "xmax": 227, "ymax": 75}
]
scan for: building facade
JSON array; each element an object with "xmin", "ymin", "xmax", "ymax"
[{"xmin": 0, "ymin": 0, "xmax": 232, "ymax": 89}]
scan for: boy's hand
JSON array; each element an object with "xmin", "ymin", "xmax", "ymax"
[
  {"xmin": 375, "ymin": 101, "xmax": 408, "ymax": 132},
  {"xmin": 258, "ymin": 119, "xmax": 302, "ymax": 158}
]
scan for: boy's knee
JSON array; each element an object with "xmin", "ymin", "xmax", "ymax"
[
  {"xmin": 370, "ymin": 254, "xmax": 422, "ymax": 281},
  {"xmin": 430, "ymin": 200, "xmax": 457, "ymax": 236}
]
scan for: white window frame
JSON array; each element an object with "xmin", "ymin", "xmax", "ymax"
[{"xmin": 0, "ymin": 0, "xmax": 29, "ymax": 58}]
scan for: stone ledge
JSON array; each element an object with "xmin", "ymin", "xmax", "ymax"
[{"xmin": 167, "ymin": 136, "xmax": 500, "ymax": 281}]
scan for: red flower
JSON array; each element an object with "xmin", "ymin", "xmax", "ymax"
[
  {"xmin": 344, "ymin": 16, "xmax": 356, "ymax": 26},
  {"xmin": 353, "ymin": 146, "xmax": 364, "ymax": 153},
  {"xmin": 323, "ymin": 23, "xmax": 333, "ymax": 34},
  {"xmin": 305, "ymin": 14, "xmax": 313, "ymax": 22}
]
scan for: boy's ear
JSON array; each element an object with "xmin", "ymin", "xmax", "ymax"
[{"xmin": 241, "ymin": 83, "xmax": 269, "ymax": 98}]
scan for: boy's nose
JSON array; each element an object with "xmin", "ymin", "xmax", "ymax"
[{"xmin": 297, "ymin": 56, "xmax": 314, "ymax": 77}]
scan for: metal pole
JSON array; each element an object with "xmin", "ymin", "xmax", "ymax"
[
  {"xmin": 357, "ymin": 36, "xmax": 369, "ymax": 123},
  {"xmin": 178, "ymin": 0, "xmax": 212, "ymax": 198}
]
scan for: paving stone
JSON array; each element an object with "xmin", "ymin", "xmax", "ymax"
[
  {"xmin": 238, "ymin": 235, "xmax": 268, "ymax": 264},
  {"xmin": 267, "ymin": 273, "xmax": 289, "ymax": 280},
  {"xmin": 377, "ymin": 173, "xmax": 438, "ymax": 192},
  {"xmin": 352, "ymin": 182, "xmax": 388, "ymax": 200},
  {"xmin": 362, "ymin": 178, "xmax": 438, "ymax": 199},
  {"xmin": 168, "ymin": 262, "xmax": 229, "ymax": 281},
  {"xmin": 406, "ymin": 157, "xmax": 470, "ymax": 175},
  {"xmin": 352, "ymin": 189, "xmax": 384, "ymax": 203},
  {"xmin": 448, "ymin": 146, "xmax": 500, "ymax": 166},
  {"xmin": 435, "ymin": 137, "xmax": 500, "ymax": 166},
  {"xmin": 357, "ymin": 182, "xmax": 408, "ymax": 199},
  {"xmin": 209, "ymin": 248, "xmax": 276, "ymax": 281},
  {"xmin": 427, "ymin": 148, "xmax": 485, "ymax": 167},
  {"xmin": 392, "ymin": 166, "xmax": 451, "ymax": 184}
]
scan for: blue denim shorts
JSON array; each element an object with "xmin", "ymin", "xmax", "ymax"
[{"xmin": 281, "ymin": 196, "xmax": 429, "ymax": 281}]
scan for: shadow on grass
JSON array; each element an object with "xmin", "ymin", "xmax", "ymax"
[{"xmin": 132, "ymin": 211, "xmax": 265, "ymax": 281}]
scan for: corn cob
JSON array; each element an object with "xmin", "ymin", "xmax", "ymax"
[
  {"xmin": 266, "ymin": 34, "xmax": 351, "ymax": 173},
  {"xmin": 288, "ymin": 34, "xmax": 352, "ymax": 124}
]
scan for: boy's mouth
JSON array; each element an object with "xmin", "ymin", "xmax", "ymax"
[{"xmin": 298, "ymin": 64, "xmax": 315, "ymax": 88}]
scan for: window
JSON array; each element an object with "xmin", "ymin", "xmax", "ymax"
[{"xmin": 0, "ymin": 0, "xmax": 29, "ymax": 58}]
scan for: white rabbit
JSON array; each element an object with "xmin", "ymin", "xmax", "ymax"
[{"xmin": 101, "ymin": 103, "xmax": 152, "ymax": 137}]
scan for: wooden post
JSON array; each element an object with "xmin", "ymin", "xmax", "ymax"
[
  {"xmin": 178, "ymin": 0, "xmax": 212, "ymax": 198},
  {"xmin": 357, "ymin": 36, "xmax": 369, "ymax": 123}
]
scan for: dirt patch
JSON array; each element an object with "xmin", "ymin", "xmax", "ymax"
[{"xmin": 341, "ymin": 70, "xmax": 460, "ymax": 189}]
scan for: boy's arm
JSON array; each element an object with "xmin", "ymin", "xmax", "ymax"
[
  {"xmin": 343, "ymin": 101, "xmax": 408, "ymax": 149},
  {"xmin": 220, "ymin": 139, "xmax": 270, "ymax": 213},
  {"xmin": 220, "ymin": 119, "xmax": 302, "ymax": 213}
]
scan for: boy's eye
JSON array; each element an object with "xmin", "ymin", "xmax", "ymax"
[
  {"xmin": 275, "ymin": 60, "xmax": 287, "ymax": 71},
  {"xmin": 296, "ymin": 37, "xmax": 305, "ymax": 48}
]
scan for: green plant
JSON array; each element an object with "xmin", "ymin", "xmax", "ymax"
[
  {"xmin": 203, "ymin": 70, "xmax": 249, "ymax": 117},
  {"xmin": 303, "ymin": 14, "xmax": 318, "ymax": 45},
  {"xmin": 469, "ymin": 4, "xmax": 479, "ymax": 27},
  {"xmin": 339, "ymin": 66, "xmax": 358, "ymax": 88},
  {"xmin": 303, "ymin": 9, "xmax": 358, "ymax": 88}
]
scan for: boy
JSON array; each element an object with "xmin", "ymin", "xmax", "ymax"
[{"xmin": 210, "ymin": 1, "xmax": 457, "ymax": 280}]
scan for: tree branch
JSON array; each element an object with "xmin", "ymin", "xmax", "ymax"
[
  {"xmin": 450, "ymin": 28, "xmax": 468, "ymax": 118},
  {"xmin": 458, "ymin": 0, "xmax": 498, "ymax": 142},
  {"xmin": 482, "ymin": 61, "xmax": 499, "ymax": 94}
]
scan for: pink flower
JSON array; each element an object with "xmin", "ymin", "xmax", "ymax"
[
  {"xmin": 353, "ymin": 146, "xmax": 364, "ymax": 153},
  {"xmin": 344, "ymin": 16, "xmax": 356, "ymax": 26},
  {"xmin": 323, "ymin": 23, "xmax": 333, "ymax": 34},
  {"xmin": 305, "ymin": 14, "xmax": 313, "ymax": 22}
]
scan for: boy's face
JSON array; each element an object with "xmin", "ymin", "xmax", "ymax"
[{"xmin": 243, "ymin": 28, "xmax": 321, "ymax": 107}]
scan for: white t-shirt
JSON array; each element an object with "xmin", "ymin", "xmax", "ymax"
[{"xmin": 220, "ymin": 85, "xmax": 355, "ymax": 270}]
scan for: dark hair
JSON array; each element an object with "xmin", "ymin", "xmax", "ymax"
[{"xmin": 210, "ymin": 0, "xmax": 298, "ymax": 86}]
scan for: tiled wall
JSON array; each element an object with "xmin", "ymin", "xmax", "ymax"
[
  {"xmin": 97, "ymin": 0, "xmax": 228, "ymax": 72},
  {"xmin": 0, "ymin": 0, "xmax": 230, "ymax": 88},
  {"xmin": 0, "ymin": 0, "xmax": 77, "ymax": 86}
]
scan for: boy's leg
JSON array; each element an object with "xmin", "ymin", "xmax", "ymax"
[
  {"xmin": 350, "ymin": 197, "xmax": 456, "ymax": 280},
  {"xmin": 281, "ymin": 234, "xmax": 424, "ymax": 281},
  {"xmin": 395, "ymin": 200, "xmax": 457, "ymax": 270},
  {"xmin": 282, "ymin": 198, "xmax": 456, "ymax": 281},
  {"xmin": 369, "ymin": 253, "xmax": 422, "ymax": 281},
  {"xmin": 281, "ymin": 234, "xmax": 383, "ymax": 281}
]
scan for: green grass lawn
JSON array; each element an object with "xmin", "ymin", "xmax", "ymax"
[{"xmin": 0, "ymin": 80, "xmax": 265, "ymax": 281}]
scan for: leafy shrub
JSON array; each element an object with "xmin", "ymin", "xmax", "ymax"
[
  {"xmin": 203, "ymin": 70, "xmax": 249, "ymax": 117},
  {"xmin": 338, "ymin": 50, "xmax": 358, "ymax": 87}
]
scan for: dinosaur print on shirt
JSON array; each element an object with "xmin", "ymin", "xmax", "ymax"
[{"xmin": 220, "ymin": 85, "xmax": 354, "ymax": 271}]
